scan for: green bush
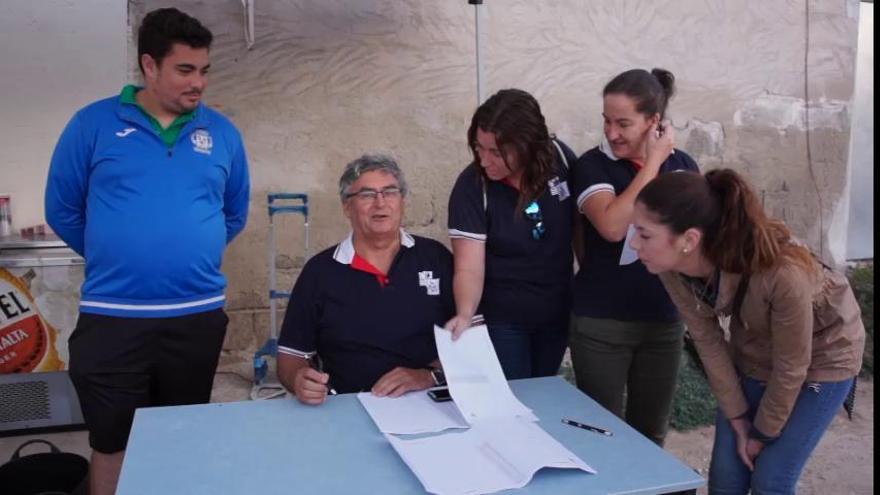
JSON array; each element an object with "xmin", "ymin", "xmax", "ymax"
[
  {"xmin": 670, "ymin": 348, "xmax": 717, "ymax": 430},
  {"xmin": 848, "ymin": 264, "xmax": 873, "ymax": 377}
]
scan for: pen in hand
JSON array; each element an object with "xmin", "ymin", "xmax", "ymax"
[
  {"xmin": 562, "ymin": 418, "xmax": 613, "ymax": 436},
  {"xmin": 309, "ymin": 355, "xmax": 337, "ymax": 396}
]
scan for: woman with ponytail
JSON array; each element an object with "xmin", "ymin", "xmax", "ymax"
[
  {"xmin": 631, "ymin": 169, "xmax": 864, "ymax": 494},
  {"xmin": 568, "ymin": 68, "xmax": 699, "ymax": 446}
]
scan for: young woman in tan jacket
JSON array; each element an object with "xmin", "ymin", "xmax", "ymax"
[{"xmin": 629, "ymin": 168, "xmax": 864, "ymax": 495}]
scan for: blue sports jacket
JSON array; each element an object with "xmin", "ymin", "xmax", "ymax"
[{"xmin": 45, "ymin": 94, "xmax": 250, "ymax": 318}]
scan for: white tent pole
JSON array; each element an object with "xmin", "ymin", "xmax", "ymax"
[{"xmin": 471, "ymin": 0, "xmax": 485, "ymax": 105}]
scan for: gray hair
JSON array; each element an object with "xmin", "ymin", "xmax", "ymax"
[{"xmin": 338, "ymin": 153, "xmax": 408, "ymax": 201}]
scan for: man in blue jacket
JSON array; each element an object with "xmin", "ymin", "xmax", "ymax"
[{"xmin": 44, "ymin": 8, "xmax": 249, "ymax": 494}]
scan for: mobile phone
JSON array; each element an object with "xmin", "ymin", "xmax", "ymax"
[{"xmin": 427, "ymin": 387, "xmax": 452, "ymax": 402}]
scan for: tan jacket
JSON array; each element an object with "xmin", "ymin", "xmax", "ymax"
[{"xmin": 659, "ymin": 261, "xmax": 864, "ymax": 438}]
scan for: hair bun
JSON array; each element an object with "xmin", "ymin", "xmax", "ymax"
[{"xmin": 651, "ymin": 68, "xmax": 676, "ymax": 101}]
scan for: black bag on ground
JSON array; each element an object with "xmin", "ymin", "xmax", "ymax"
[{"xmin": 0, "ymin": 439, "xmax": 88, "ymax": 495}]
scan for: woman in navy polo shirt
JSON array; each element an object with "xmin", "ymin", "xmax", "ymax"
[
  {"xmin": 569, "ymin": 68, "xmax": 700, "ymax": 446},
  {"xmin": 446, "ymin": 88, "xmax": 577, "ymax": 380}
]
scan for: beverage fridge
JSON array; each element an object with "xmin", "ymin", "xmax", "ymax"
[{"xmin": 0, "ymin": 234, "xmax": 85, "ymax": 434}]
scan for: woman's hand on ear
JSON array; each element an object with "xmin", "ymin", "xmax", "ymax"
[{"xmin": 645, "ymin": 120, "xmax": 674, "ymax": 168}]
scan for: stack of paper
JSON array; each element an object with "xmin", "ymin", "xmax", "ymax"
[
  {"xmin": 356, "ymin": 324, "xmax": 595, "ymax": 495},
  {"xmin": 356, "ymin": 390, "xmax": 468, "ymax": 435},
  {"xmin": 386, "ymin": 419, "xmax": 595, "ymax": 495},
  {"xmin": 357, "ymin": 325, "xmax": 536, "ymax": 433}
]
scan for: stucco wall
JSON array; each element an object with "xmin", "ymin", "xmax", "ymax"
[
  {"xmin": 125, "ymin": 0, "xmax": 862, "ymax": 359},
  {"xmin": 69, "ymin": 1, "xmax": 871, "ymax": 359}
]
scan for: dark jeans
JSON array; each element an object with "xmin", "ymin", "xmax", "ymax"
[
  {"xmin": 569, "ymin": 316, "xmax": 685, "ymax": 446},
  {"xmin": 487, "ymin": 322, "xmax": 568, "ymax": 380},
  {"xmin": 709, "ymin": 375, "xmax": 855, "ymax": 495}
]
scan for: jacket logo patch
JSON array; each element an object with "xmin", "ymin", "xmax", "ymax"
[
  {"xmin": 418, "ymin": 271, "xmax": 440, "ymax": 296},
  {"xmin": 548, "ymin": 176, "xmax": 570, "ymax": 201},
  {"xmin": 191, "ymin": 129, "xmax": 213, "ymax": 155},
  {"xmin": 115, "ymin": 128, "xmax": 137, "ymax": 138}
]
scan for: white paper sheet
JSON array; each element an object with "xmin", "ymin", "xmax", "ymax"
[
  {"xmin": 434, "ymin": 324, "xmax": 537, "ymax": 423},
  {"xmin": 618, "ymin": 224, "xmax": 639, "ymax": 265},
  {"xmin": 357, "ymin": 390, "xmax": 469, "ymax": 435},
  {"xmin": 386, "ymin": 418, "xmax": 595, "ymax": 495}
]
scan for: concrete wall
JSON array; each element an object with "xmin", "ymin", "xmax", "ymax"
[
  {"xmin": 1, "ymin": 1, "xmax": 861, "ymax": 363},
  {"xmin": 131, "ymin": 0, "xmax": 861, "ymax": 360}
]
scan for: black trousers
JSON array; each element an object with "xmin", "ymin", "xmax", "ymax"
[{"xmin": 68, "ymin": 309, "xmax": 228, "ymax": 453}]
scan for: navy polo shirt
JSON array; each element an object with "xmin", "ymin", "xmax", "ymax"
[
  {"xmin": 277, "ymin": 230, "xmax": 454, "ymax": 393},
  {"xmin": 447, "ymin": 139, "xmax": 576, "ymax": 328},
  {"xmin": 571, "ymin": 144, "xmax": 700, "ymax": 323}
]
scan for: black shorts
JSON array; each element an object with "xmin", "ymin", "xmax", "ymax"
[{"xmin": 68, "ymin": 309, "xmax": 228, "ymax": 453}]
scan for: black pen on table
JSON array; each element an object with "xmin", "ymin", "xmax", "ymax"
[
  {"xmin": 309, "ymin": 354, "xmax": 337, "ymax": 395},
  {"xmin": 562, "ymin": 418, "xmax": 613, "ymax": 437}
]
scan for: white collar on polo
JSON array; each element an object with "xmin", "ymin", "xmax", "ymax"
[{"xmin": 332, "ymin": 228, "xmax": 416, "ymax": 265}]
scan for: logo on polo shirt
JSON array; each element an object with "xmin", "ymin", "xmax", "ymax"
[
  {"xmin": 548, "ymin": 176, "xmax": 570, "ymax": 201},
  {"xmin": 115, "ymin": 128, "xmax": 136, "ymax": 138},
  {"xmin": 191, "ymin": 129, "xmax": 213, "ymax": 155},
  {"xmin": 418, "ymin": 271, "xmax": 440, "ymax": 296}
]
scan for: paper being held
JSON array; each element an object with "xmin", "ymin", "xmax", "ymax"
[
  {"xmin": 618, "ymin": 224, "xmax": 639, "ymax": 265},
  {"xmin": 434, "ymin": 324, "xmax": 536, "ymax": 423}
]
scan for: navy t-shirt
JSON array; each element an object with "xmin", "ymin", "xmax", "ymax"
[
  {"xmin": 447, "ymin": 139, "xmax": 576, "ymax": 327},
  {"xmin": 571, "ymin": 146, "xmax": 700, "ymax": 323},
  {"xmin": 277, "ymin": 233, "xmax": 455, "ymax": 393}
]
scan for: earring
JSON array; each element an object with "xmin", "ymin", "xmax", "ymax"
[{"xmin": 682, "ymin": 247, "xmax": 689, "ymax": 254}]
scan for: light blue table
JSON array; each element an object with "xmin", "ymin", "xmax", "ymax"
[{"xmin": 117, "ymin": 376, "xmax": 704, "ymax": 494}]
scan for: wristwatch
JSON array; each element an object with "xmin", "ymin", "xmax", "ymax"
[{"xmin": 429, "ymin": 368, "xmax": 446, "ymax": 386}]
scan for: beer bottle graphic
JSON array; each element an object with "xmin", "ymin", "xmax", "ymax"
[{"xmin": 0, "ymin": 268, "xmax": 63, "ymax": 373}]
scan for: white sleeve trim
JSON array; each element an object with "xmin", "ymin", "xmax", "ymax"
[
  {"xmin": 448, "ymin": 229, "xmax": 487, "ymax": 242},
  {"xmin": 277, "ymin": 346, "xmax": 316, "ymax": 360},
  {"xmin": 576, "ymin": 183, "xmax": 615, "ymax": 210}
]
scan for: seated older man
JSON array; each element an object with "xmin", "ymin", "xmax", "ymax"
[{"xmin": 277, "ymin": 154, "xmax": 454, "ymax": 404}]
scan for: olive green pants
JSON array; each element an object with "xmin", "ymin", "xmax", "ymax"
[{"xmin": 569, "ymin": 316, "xmax": 685, "ymax": 446}]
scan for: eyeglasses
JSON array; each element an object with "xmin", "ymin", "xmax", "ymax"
[
  {"xmin": 524, "ymin": 201, "xmax": 545, "ymax": 240},
  {"xmin": 344, "ymin": 186, "xmax": 402, "ymax": 202}
]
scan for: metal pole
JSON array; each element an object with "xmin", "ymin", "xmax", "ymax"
[
  {"xmin": 470, "ymin": 0, "xmax": 485, "ymax": 105},
  {"xmin": 268, "ymin": 213, "xmax": 277, "ymax": 340}
]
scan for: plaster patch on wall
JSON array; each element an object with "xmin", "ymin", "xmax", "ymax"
[
  {"xmin": 827, "ymin": 194, "xmax": 851, "ymax": 269},
  {"xmin": 733, "ymin": 94, "xmax": 850, "ymax": 132},
  {"xmin": 679, "ymin": 119, "xmax": 724, "ymax": 158}
]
